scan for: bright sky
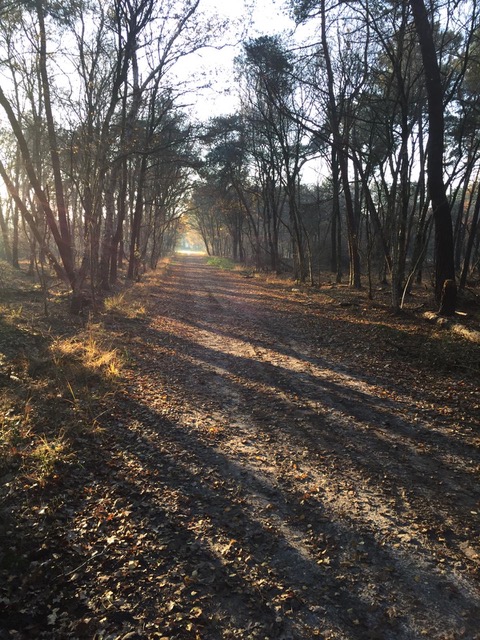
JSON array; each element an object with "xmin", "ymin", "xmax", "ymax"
[
  {"xmin": 179, "ymin": 0, "xmax": 325, "ymax": 183},
  {"xmin": 203, "ymin": 0, "xmax": 293, "ymax": 32},
  {"xmin": 175, "ymin": 0, "xmax": 295, "ymax": 121}
]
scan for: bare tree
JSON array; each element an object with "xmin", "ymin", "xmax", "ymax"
[{"xmin": 409, "ymin": 0, "xmax": 456, "ymax": 314}]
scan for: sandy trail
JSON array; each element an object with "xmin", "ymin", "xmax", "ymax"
[
  {"xmin": 110, "ymin": 254, "xmax": 479, "ymax": 639},
  {"xmin": 2, "ymin": 253, "xmax": 478, "ymax": 640}
]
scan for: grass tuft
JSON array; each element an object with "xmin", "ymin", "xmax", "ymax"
[
  {"xmin": 0, "ymin": 405, "xmax": 33, "ymax": 464},
  {"xmin": 30, "ymin": 432, "xmax": 71, "ymax": 482},
  {"xmin": 104, "ymin": 292, "xmax": 146, "ymax": 318},
  {"xmin": 1, "ymin": 320, "xmax": 122, "ymax": 483},
  {"xmin": 51, "ymin": 322, "xmax": 122, "ymax": 381}
]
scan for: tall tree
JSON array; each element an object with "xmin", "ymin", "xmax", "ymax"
[
  {"xmin": 409, "ymin": 0, "xmax": 456, "ymax": 313},
  {"xmin": 238, "ymin": 35, "xmax": 310, "ymax": 280}
]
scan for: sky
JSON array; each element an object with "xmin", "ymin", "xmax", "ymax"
[
  {"xmin": 175, "ymin": 0, "xmax": 296, "ymax": 121},
  {"xmin": 177, "ymin": 0, "xmax": 325, "ymax": 183}
]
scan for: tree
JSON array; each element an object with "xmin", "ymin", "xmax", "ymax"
[
  {"xmin": 0, "ymin": 0, "xmax": 224, "ymax": 309},
  {"xmin": 237, "ymin": 35, "xmax": 311, "ymax": 280},
  {"xmin": 290, "ymin": 0, "xmax": 365, "ymax": 287},
  {"xmin": 409, "ymin": 0, "xmax": 457, "ymax": 314}
]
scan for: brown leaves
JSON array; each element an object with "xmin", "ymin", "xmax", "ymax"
[{"xmin": 2, "ymin": 257, "xmax": 480, "ymax": 639}]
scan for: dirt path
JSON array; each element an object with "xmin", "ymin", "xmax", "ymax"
[{"xmin": 2, "ymin": 254, "xmax": 480, "ymax": 639}]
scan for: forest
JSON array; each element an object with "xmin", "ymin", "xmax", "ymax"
[
  {"xmin": 1, "ymin": 1, "xmax": 480, "ymax": 639},
  {"xmin": 0, "ymin": 0, "xmax": 479, "ymax": 314}
]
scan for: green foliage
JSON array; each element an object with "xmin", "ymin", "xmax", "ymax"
[{"xmin": 206, "ymin": 256, "xmax": 236, "ymax": 270}]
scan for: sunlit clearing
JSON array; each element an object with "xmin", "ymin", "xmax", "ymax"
[
  {"xmin": 176, "ymin": 228, "xmax": 206, "ymax": 254},
  {"xmin": 176, "ymin": 248, "xmax": 207, "ymax": 255}
]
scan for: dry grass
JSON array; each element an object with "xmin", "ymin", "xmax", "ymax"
[
  {"xmin": 1, "ymin": 311, "xmax": 123, "ymax": 484},
  {"xmin": 29, "ymin": 432, "xmax": 71, "ymax": 481},
  {"xmin": 0, "ymin": 401, "xmax": 72, "ymax": 485},
  {"xmin": 51, "ymin": 322, "xmax": 123, "ymax": 380},
  {"xmin": 103, "ymin": 291, "xmax": 146, "ymax": 319},
  {"xmin": 0, "ymin": 266, "xmax": 132, "ymax": 486},
  {"xmin": 0, "ymin": 404, "xmax": 32, "ymax": 464},
  {"xmin": 0, "ymin": 274, "xmax": 150, "ymax": 486}
]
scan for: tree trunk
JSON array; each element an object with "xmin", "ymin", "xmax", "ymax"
[
  {"xmin": 320, "ymin": 0, "xmax": 361, "ymax": 288},
  {"xmin": 330, "ymin": 147, "xmax": 339, "ymax": 275},
  {"xmin": 0, "ymin": 199, "xmax": 12, "ymax": 264},
  {"xmin": 0, "ymin": 158, "xmax": 65, "ymax": 280},
  {"xmin": 409, "ymin": 0, "xmax": 456, "ymax": 314},
  {"xmin": 0, "ymin": 200, "xmax": 13, "ymax": 263},
  {"xmin": 459, "ymin": 182, "xmax": 480, "ymax": 290},
  {"xmin": 127, "ymin": 155, "xmax": 147, "ymax": 280},
  {"xmin": 36, "ymin": 0, "xmax": 77, "ymax": 290},
  {"xmin": 110, "ymin": 158, "xmax": 128, "ymax": 284}
]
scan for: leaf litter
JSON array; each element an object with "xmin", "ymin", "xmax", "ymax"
[{"xmin": 1, "ymin": 254, "xmax": 479, "ymax": 639}]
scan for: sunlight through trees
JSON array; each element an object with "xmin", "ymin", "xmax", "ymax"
[{"xmin": 0, "ymin": 0, "xmax": 479, "ymax": 314}]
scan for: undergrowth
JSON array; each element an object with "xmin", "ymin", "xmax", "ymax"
[
  {"xmin": 0, "ymin": 265, "xmax": 143, "ymax": 487},
  {"xmin": 376, "ymin": 322, "xmax": 480, "ymax": 374},
  {"xmin": 206, "ymin": 256, "xmax": 236, "ymax": 270},
  {"xmin": 103, "ymin": 291, "xmax": 146, "ymax": 318},
  {"xmin": 0, "ymin": 315, "xmax": 122, "ymax": 486}
]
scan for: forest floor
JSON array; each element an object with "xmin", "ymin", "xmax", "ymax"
[{"xmin": 0, "ymin": 254, "xmax": 480, "ymax": 640}]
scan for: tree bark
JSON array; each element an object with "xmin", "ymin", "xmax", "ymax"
[
  {"xmin": 0, "ymin": 200, "xmax": 12, "ymax": 263},
  {"xmin": 459, "ymin": 182, "xmax": 480, "ymax": 290},
  {"xmin": 36, "ymin": 0, "xmax": 77, "ymax": 288},
  {"xmin": 320, "ymin": 0, "xmax": 361, "ymax": 288},
  {"xmin": 409, "ymin": 0, "xmax": 456, "ymax": 314},
  {"xmin": 0, "ymin": 158, "xmax": 65, "ymax": 280}
]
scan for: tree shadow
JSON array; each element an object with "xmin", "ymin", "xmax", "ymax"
[{"xmin": 2, "ymin": 256, "xmax": 479, "ymax": 639}]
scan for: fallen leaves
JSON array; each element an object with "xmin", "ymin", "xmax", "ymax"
[{"xmin": 1, "ymin": 257, "xmax": 480, "ymax": 639}]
